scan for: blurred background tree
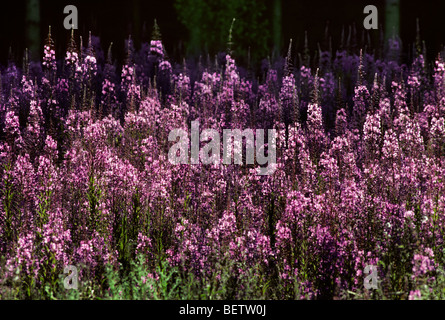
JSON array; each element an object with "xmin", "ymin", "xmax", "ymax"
[
  {"xmin": 273, "ymin": 0, "xmax": 282, "ymax": 57},
  {"xmin": 385, "ymin": 0, "xmax": 400, "ymax": 40},
  {"xmin": 25, "ymin": 0, "xmax": 41, "ymax": 60},
  {"xmin": 174, "ymin": 0, "xmax": 271, "ymax": 64}
]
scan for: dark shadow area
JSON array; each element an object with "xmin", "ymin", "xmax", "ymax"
[{"xmin": 0, "ymin": 0, "xmax": 444, "ymax": 66}]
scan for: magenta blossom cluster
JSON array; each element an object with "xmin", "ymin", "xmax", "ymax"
[{"xmin": 0, "ymin": 29, "xmax": 445, "ymax": 300}]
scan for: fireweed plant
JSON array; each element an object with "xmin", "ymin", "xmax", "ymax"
[{"xmin": 0, "ymin": 25, "xmax": 445, "ymax": 300}]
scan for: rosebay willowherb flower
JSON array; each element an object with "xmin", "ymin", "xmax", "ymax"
[{"xmin": 1, "ymin": 22, "xmax": 445, "ymax": 300}]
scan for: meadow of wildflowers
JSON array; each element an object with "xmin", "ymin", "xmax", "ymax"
[{"xmin": 1, "ymin": 24, "xmax": 445, "ymax": 300}]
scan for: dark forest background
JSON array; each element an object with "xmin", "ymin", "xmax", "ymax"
[{"xmin": 0, "ymin": 0, "xmax": 444, "ymax": 68}]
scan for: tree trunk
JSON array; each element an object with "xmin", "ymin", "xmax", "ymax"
[
  {"xmin": 385, "ymin": 0, "xmax": 400, "ymax": 40},
  {"xmin": 25, "ymin": 0, "xmax": 41, "ymax": 61},
  {"xmin": 132, "ymin": 0, "xmax": 141, "ymax": 46}
]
